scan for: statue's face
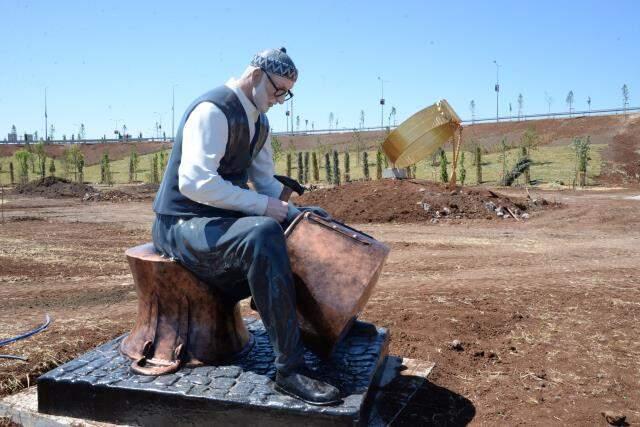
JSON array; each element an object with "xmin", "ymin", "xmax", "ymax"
[{"xmin": 252, "ymin": 71, "xmax": 295, "ymax": 113}]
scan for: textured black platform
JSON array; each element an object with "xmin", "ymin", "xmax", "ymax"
[{"xmin": 38, "ymin": 318, "xmax": 389, "ymax": 426}]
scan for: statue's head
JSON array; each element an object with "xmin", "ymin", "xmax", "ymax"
[{"xmin": 240, "ymin": 47, "xmax": 297, "ymax": 113}]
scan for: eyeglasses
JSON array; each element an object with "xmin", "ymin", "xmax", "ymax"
[{"xmin": 261, "ymin": 68, "xmax": 294, "ymax": 101}]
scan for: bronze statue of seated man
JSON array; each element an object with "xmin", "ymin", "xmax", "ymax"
[{"xmin": 150, "ymin": 47, "xmax": 340, "ymax": 406}]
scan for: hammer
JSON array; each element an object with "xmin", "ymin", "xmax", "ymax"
[{"xmin": 275, "ymin": 175, "xmax": 305, "ymax": 202}]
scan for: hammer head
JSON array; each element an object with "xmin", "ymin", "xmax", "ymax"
[{"xmin": 274, "ymin": 175, "xmax": 305, "ymax": 201}]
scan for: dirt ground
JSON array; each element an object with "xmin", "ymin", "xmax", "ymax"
[
  {"xmin": 1, "ymin": 186, "xmax": 639, "ymax": 425},
  {"xmin": 296, "ymin": 179, "xmax": 556, "ymax": 223}
]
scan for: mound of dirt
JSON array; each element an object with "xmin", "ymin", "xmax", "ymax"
[
  {"xmin": 12, "ymin": 177, "xmax": 96, "ymax": 198},
  {"xmin": 82, "ymin": 190, "xmax": 140, "ymax": 202},
  {"xmin": 82, "ymin": 183, "xmax": 159, "ymax": 203},
  {"xmin": 295, "ymin": 179, "xmax": 554, "ymax": 223}
]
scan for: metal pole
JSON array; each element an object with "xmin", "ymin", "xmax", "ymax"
[
  {"xmin": 44, "ymin": 88, "xmax": 48, "ymax": 141},
  {"xmin": 381, "ymin": 79, "xmax": 384, "ymax": 128},
  {"xmin": 172, "ymin": 86, "xmax": 175, "ymax": 141},
  {"xmin": 378, "ymin": 77, "xmax": 385, "ymax": 128},
  {"xmin": 493, "ymin": 61, "xmax": 499, "ymax": 122}
]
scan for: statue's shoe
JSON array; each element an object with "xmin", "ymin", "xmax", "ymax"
[{"xmin": 274, "ymin": 369, "xmax": 341, "ymax": 406}]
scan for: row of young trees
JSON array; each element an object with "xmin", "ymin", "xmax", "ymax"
[
  {"xmin": 282, "ymin": 148, "xmax": 396, "ymax": 186},
  {"xmin": 0, "ymin": 144, "xmax": 169, "ymax": 186},
  {"xmin": 274, "ymin": 127, "xmax": 592, "ymax": 188}
]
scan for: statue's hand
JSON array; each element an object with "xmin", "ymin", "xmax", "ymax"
[{"xmin": 265, "ymin": 197, "xmax": 289, "ymax": 223}]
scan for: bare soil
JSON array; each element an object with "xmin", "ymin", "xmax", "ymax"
[
  {"xmin": 12, "ymin": 177, "xmax": 95, "ymax": 198},
  {"xmin": 0, "ymin": 187, "xmax": 639, "ymax": 425},
  {"xmin": 11, "ymin": 178, "xmax": 159, "ymax": 203},
  {"xmin": 296, "ymin": 179, "xmax": 556, "ymax": 223},
  {"xmin": 600, "ymin": 117, "xmax": 640, "ymax": 185},
  {"xmin": 81, "ymin": 183, "xmax": 159, "ymax": 202}
]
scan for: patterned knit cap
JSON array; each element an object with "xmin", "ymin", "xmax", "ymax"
[{"xmin": 250, "ymin": 47, "xmax": 298, "ymax": 81}]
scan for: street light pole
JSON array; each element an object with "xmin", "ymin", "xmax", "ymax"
[
  {"xmin": 172, "ymin": 86, "xmax": 175, "ymax": 141},
  {"xmin": 44, "ymin": 88, "xmax": 48, "ymax": 141},
  {"xmin": 493, "ymin": 60, "xmax": 500, "ymax": 122},
  {"xmin": 377, "ymin": 76, "xmax": 385, "ymax": 128}
]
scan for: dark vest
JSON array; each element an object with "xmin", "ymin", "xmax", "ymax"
[{"xmin": 152, "ymin": 85, "xmax": 270, "ymax": 217}]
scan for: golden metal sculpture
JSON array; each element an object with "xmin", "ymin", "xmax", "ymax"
[{"xmin": 382, "ymin": 99, "xmax": 462, "ymax": 169}]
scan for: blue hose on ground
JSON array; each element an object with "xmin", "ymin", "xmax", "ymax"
[{"xmin": 0, "ymin": 314, "xmax": 51, "ymax": 348}]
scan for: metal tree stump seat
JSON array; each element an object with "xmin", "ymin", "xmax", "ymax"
[{"xmin": 120, "ymin": 243, "xmax": 253, "ymax": 375}]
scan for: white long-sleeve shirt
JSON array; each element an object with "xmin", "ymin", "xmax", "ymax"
[{"xmin": 178, "ymin": 78, "xmax": 283, "ymax": 216}]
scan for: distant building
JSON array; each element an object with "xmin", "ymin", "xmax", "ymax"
[
  {"xmin": 7, "ymin": 133, "xmax": 17, "ymax": 143},
  {"xmin": 24, "ymin": 134, "xmax": 34, "ymax": 142}
]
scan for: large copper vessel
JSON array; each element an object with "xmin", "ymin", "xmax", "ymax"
[
  {"xmin": 382, "ymin": 99, "xmax": 462, "ymax": 168},
  {"xmin": 285, "ymin": 212, "xmax": 390, "ymax": 356}
]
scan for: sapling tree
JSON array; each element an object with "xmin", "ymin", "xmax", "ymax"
[
  {"xmin": 439, "ymin": 150, "xmax": 448, "ymax": 183},
  {"xmin": 520, "ymin": 146, "xmax": 530, "ymax": 184},
  {"xmin": 332, "ymin": 150, "xmax": 341, "ymax": 185},
  {"xmin": 622, "ymin": 84, "xmax": 630, "ymax": 115},
  {"xmin": 517, "ymin": 94, "xmax": 524, "ymax": 120},
  {"xmin": 77, "ymin": 158, "xmax": 84, "ymax": 183},
  {"xmin": 297, "ymin": 152, "xmax": 304, "ymax": 183},
  {"xmin": 129, "ymin": 146, "xmax": 139, "ymax": 182},
  {"xmin": 566, "ymin": 90, "xmax": 574, "ymax": 116},
  {"xmin": 344, "ymin": 150, "xmax": 350, "ymax": 182},
  {"xmin": 49, "ymin": 158, "xmax": 56, "ymax": 177},
  {"xmin": 572, "ymin": 136, "xmax": 591, "ymax": 186},
  {"xmin": 459, "ymin": 152, "xmax": 466, "ymax": 186},
  {"xmin": 324, "ymin": 152, "xmax": 332, "ymax": 183},
  {"xmin": 475, "ymin": 145, "xmax": 482, "ymax": 184},
  {"xmin": 311, "ymin": 152, "xmax": 319, "ymax": 181},
  {"xmin": 499, "ymin": 138, "xmax": 509, "ymax": 182},
  {"xmin": 519, "ymin": 128, "xmax": 540, "ymax": 183},
  {"xmin": 271, "ymin": 135, "xmax": 283, "ymax": 163},
  {"xmin": 67, "ymin": 145, "xmax": 84, "ymax": 182},
  {"xmin": 362, "ymin": 151, "xmax": 370, "ymax": 180},
  {"xmin": 26, "ymin": 143, "xmax": 36, "ymax": 173},
  {"xmin": 304, "ymin": 152, "xmax": 310, "ymax": 183},
  {"xmin": 101, "ymin": 152, "xmax": 113, "ymax": 185},
  {"xmin": 148, "ymin": 154, "xmax": 159, "ymax": 184},
  {"xmin": 14, "ymin": 150, "xmax": 30, "ymax": 184},
  {"xmin": 34, "ymin": 142, "xmax": 47, "ymax": 179},
  {"xmin": 376, "ymin": 150, "xmax": 383, "ymax": 180}
]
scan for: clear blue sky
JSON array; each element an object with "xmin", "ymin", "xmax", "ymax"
[{"xmin": 1, "ymin": 0, "xmax": 638, "ymax": 139}]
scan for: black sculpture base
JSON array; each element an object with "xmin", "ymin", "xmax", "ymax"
[{"xmin": 38, "ymin": 318, "xmax": 389, "ymax": 426}]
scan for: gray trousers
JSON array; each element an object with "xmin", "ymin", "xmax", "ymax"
[{"xmin": 152, "ymin": 213, "xmax": 305, "ymax": 373}]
